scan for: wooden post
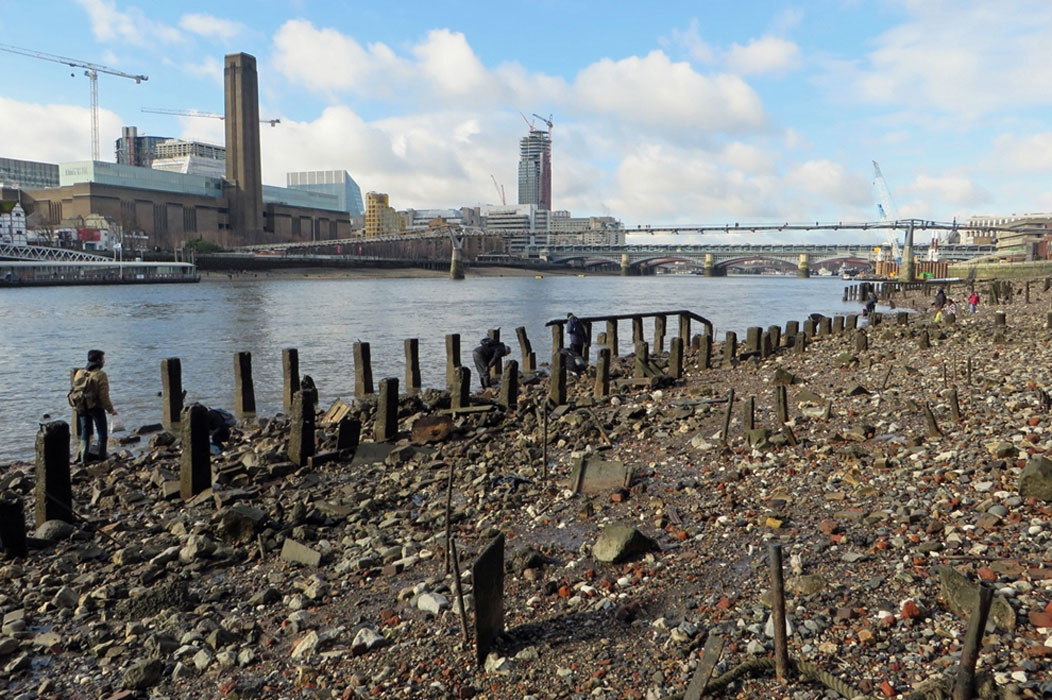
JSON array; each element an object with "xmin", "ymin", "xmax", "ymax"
[
  {"xmin": 451, "ymin": 366, "xmax": 470, "ymax": 410},
  {"xmin": 499, "ymin": 360, "xmax": 519, "ymax": 410},
  {"xmin": 919, "ymin": 329, "xmax": 930, "ymax": 349},
  {"xmin": 233, "ymin": 351, "xmax": 256, "ymax": 417},
  {"xmin": 0, "ymin": 499, "xmax": 27, "ymax": 559},
  {"xmin": 949, "ymin": 388, "xmax": 961, "ymax": 422},
  {"xmin": 769, "ymin": 542, "xmax": 789, "ymax": 682},
  {"xmin": 353, "ymin": 342, "xmax": 374, "ymax": 396},
  {"xmin": 951, "ymin": 583, "xmax": 994, "ymax": 700},
  {"xmin": 404, "ymin": 339, "xmax": 421, "ymax": 394},
  {"xmin": 606, "ymin": 319, "xmax": 619, "ymax": 357},
  {"xmin": 767, "ymin": 325, "xmax": 781, "ymax": 349},
  {"xmin": 678, "ymin": 313, "xmax": 691, "ymax": 346},
  {"xmin": 721, "ymin": 388, "xmax": 735, "ymax": 443},
  {"xmin": 785, "ymin": 320, "xmax": 799, "ymax": 339},
  {"xmin": 551, "ymin": 323, "xmax": 564, "ymax": 357},
  {"xmin": 994, "ymin": 312, "xmax": 1006, "ymax": 326},
  {"xmin": 374, "ymin": 378, "xmax": 399, "ymax": 442},
  {"xmin": 775, "ymin": 385, "xmax": 788, "ymax": 424},
  {"xmin": 832, "ymin": 316, "xmax": 844, "ymax": 335},
  {"xmin": 745, "ymin": 327, "xmax": 762, "ymax": 356},
  {"xmin": 793, "ymin": 332, "xmax": 807, "ymax": 354},
  {"xmin": 445, "ymin": 333, "xmax": 461, "ymax": 388},
  {"xmin": 632, "ymin": 316, "xmax": 644, "ymax": 346},
  {"xmin": 515, "ymin": 326, "xmax": 535, "ymax": 372},
  {"xmin": 654, "ymin": 314, "xmax": 667, "ymax": 354},
  {"xmin": 743, "ymin": 396, "xmax": 755, "ymax": 432},
  {"xmin": 35, "ymin": 421, "xmax": 71, "ymax": 526},
  {"xmin": 287, "ymin": 388, "xmax": 317, "ymax": 467},
  {"xmin": 722, "ymin": 331, "xmax": 737, "ymax": 368},
  {"xmin": 549, "ymin": 351, "xmax": 567, "ymax": 406},
  {"xmin": 594, "ymin": 347, "xmax": 610, "ymax": 398},
  {"xmin": 633, "ymin": 340, "xmax": 649, "ymax": 378},
  {"xmin": 698, "ymin": 334, "xmax": 712, "ymax": 370},
  {"xmin": 487, "ymin": 328, "xmax": 502, "ymax": 384},
  {"xmin": 161, "ymin": 357, "xmax": 183, "ymax": 432},
  {"xmin": 846, "ymin": 314, "xmax": 858, "ymax": 330},
  {"xmin": 924, "ymin": 401, "xmax": 942, "ymax": 437},
  {"xmin": 282, "ymin": 348, "xmax": 299, "ymax": 413},
  {"xmin": 336, "ymin": 417, "xmax": 361, "ymax": 453},
  {"xmin": 179, "ymin": 404, "xmax": 211, "ymax": 499},
  {"xmin": 855, "ymin": 330, "xmax": 868, "ymax": 352},
  {"xmin": 669, "ymin": 337, "xmax": 683, "ymax": 379}
]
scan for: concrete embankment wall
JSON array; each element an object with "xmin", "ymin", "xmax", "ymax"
[{"xmin": 948, "ymin": 260, "xmax": 1052, "ymax": 279}]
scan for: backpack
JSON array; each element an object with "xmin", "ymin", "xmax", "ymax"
[{"xmin": 67, "ymin": 370, "xmax": 97, "ymax": 412}]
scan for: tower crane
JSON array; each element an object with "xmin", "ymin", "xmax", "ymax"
[
  {"xmin": 0, "ymin": 43, "xmax": 147, "ymax": 161},
  {"xmin": 142, "ymin": 107, "xmax": 281, "ymax": 127},
  {"xmin": 489, "ymin": 174, "xmax": 506, "ymax": 205},
  {"xmin": 872, "ymin": 160, "xmax": 901, "ymax": 264},
  {"xmin": 531, "ymin": 113, "xmax": 553, "ymax": 132}
]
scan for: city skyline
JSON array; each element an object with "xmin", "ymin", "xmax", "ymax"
[{"xmin": 1, "ymin": 1, "xmax": 1051, "ymax": 245}]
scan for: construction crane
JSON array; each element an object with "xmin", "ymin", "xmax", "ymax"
[
  {"xmin": 489, "ymin": 174, "xmax": 506, "ymax": 205},
  {"xmin": 142, "ymin": 107, "xmax": 281, "ymax": 127},
  {"xmin": 0, "ymin": 43, "xmax": 148, "ymax": 161},
  {"xmin": 532, "ymin": 113, "xmax": 553, "ymax": 132},
  {"xmin": 872, "ymin": 160, "xmax": 901, "ymax": 264}
]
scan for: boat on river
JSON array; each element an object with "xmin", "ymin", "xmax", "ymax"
[{"xmin": 0, "ymin": 259, "xmax": 199, "ymax": 287}]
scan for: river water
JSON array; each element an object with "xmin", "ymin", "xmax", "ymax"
[{"xmin": 0, "ymin": 273, "xmax": 867, "ymax": 463}]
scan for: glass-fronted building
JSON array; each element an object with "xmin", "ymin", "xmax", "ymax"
[
  {"xmin": 0, "ymin": 157, "xmax": 59, "ymax": 189},
  {"xmin": 287, "ymin": 170, "xmax": 364, "ymax": 217}
]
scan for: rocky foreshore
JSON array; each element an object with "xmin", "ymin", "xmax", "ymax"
[{"xmin": 2, "ymin": 281, "xmax": 1052, "ymax": 700}]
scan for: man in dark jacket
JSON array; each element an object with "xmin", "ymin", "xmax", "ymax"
[
  {"xmin": 472, "ymin": 338, "xmax": 510, "ymax": 389},
  {"xmin": 566, "ymin": 313, "xmax": 587, "ymax": 357}
]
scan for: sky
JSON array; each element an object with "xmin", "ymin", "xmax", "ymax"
[{"xmin": 1, "ymin": 0, "xmax": 1051, "ymax": 245}]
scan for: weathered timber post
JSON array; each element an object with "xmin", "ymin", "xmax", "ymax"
[
  {"xmin": 721, "ymin": 388, "xmax": 735, "ymax": 444},
  {"xmin": 499, "ymin": 360, "xmax": 519, "ymax": 410},
  {"xmin": 896, "ymin": 311, "xmax": 909, "ymax": 325},
  {"xmin": 282, "ymin": 348, "xmax": 299, "ymax": 413},
  {"xmin": 819, "ymin": 316, "xmax": 832, "ymax": 336},
  {"xmin": 633, "ymin": 340, "xmax": 649, "ymax": 378},
  {"xmin": 451, "ymin": 366, "xmax": 470, "ymax": 409},
  {"xmin": 288, "ymin": 388, "xmax": 316, "ymax": 466},
  {"xmin": 515, "ymin": 327, "xmax": 536, "ymax": 372},
  {"xmin": 654, "ymin": 315, "xmax": 666, "ymax": 354},
  {"xmin": 374, "ymin": 378, "xmax": 399, "ymax": 442},
  {"xmin": 1025, "ymin": 281, "xmax": 1031, "ymax": 304},
  {"xmin": 949, "ymin": 388, "xmax": 961, "ymax": 422},
  {"xmin": 594, "ymin": 347, "xmax": 611, "ymax": 398},
  {"xmin": 846, "ymin": 314, "xmax": 858, "ymax": 330},
  {"xmin": 35, "ymin": 421, "xmax": 71, "ymax": 526},
  {"xmin": 445, "ymin": 333, "xmax": 461, "ymax": 388},
  {"xmin": 179, "ymin": 404, "xmax": 211, "ymax": 500},
  {"xmin": 761, "ymin": 331, "xmax": 772, "ymax": 359},
  {"xmin": 678, "ymin": 313, "xmax": 691, "ymax": 347},
  {"xmin": 404, "ymin": 339, "xmax": 421, "ymax": 394},
  {"xmin": 769, "ymin": 542, "xmax": 789, "ymax": 682},
  {"xmin": 669, "ymin": 337, "xmax": 684, "ymax": 379},
  {"xmin": 722, "ymin": 331, "xmax": 737, "ymax": 368},
  {"xmin": 832, "ymin": 316, "xmax": 844, "ymax": 334},
  {"xmin": 919, "ymin": 329, "xmax": 930, "ymax": 349},
  {"xmin": 785, "ymin": 320, "xmax": 799, "ymax": 341},
  {"xmin": 743, "ymin": 396, "xmax": 755, "ymax": 432},
  {"xmin": 549, "ymin": 351, "xmax": 567, "ymax": 406},
  {"xmin": 161, "ymin": 358, "xmax": 183, "ymax": 432},
  {"xmin": 487, "ymin": 329, "xmax": 502, "ymax": 384},
  {"xmin": 473, "ymin": 533, "xmax": 505, "ymax": 667},
  {"xmin": 606, "ymin": 319, "xmax": 619, "ymax": 357},
  {"xmin": 994, "ymin": 311, "xmax": 1006, "ymax": 326},
  {"xmin": 767, "ymin": 325, "xmax": 781, "ymax": 349},
  {"xmin": 924, "ymin": 401, "xmax": 942, "ymax": 437},
  {"xmin": 233, "ymin": 351, "xmax": 255, "ymax": 417},
  {"xmin": 802, "ymin": 319, "xmax": 816, "ymax": 339},
  {"xmin": 582, "ymin": 321, "xmax": 592, "ymax": 366},
  {"xmin": 353, "ymin": 342, "xmax": 374, "ymax": 397},
  {"xmin": 793, "ymin": 332, "xmax": 807, "ymax": 354},
  {"xmin": 775, "ymin": 385, "xmax": 789, "ymax": 424},
  {"xmin": 855, "ymin": 329, "xmax": 868, "ymax": 352},
  {"xmin": 0, "ymin": 499, "xmax": 27, "ymax": 558},
  {"xmin": 951, "ymin": 583, "xmax": 994, "ymax": 700},
  {"xmin": 337, "ymin": 417, "xmax": 361, "ymax": 453},
  {"xmin": 698, "ymin": 335, "xmax": 712, "ymax": 370},
  {"xmin": 745, "ymin": 327, "xmax": 762, "ymax": 356},
  {"xmin": 551, "ymin": 322, "xmax": 563, "ymax": 358},
  {"xmin": 632, "ymin": 316, "xmax": 644, "ymax": 346}
]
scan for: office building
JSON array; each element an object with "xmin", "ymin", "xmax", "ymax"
[
  {"xmin": 365, "ymin": 192, "xmax": 403, "ymax": 237},
  {"xmin": 151, "ymin": 139, "xmax": 227, "ymax": 178},
  {"xmin": 518, "ymin": 129, "xmax": 551, "ymax": 210},
  {"xmin": 287, "ymin": 170, "xmax": 365, "ymax": 217},
  {"xmin": 115, "ymin": 126, "xmax": 171, "ymax": 168},
  {"xmin": 0, "ymin": 157, "xmax": 59, "ymax": 189}
]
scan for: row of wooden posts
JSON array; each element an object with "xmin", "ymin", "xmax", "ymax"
[{"xmin": 845, "ymin": 278, "xmax": 1044, "ymax": 305}]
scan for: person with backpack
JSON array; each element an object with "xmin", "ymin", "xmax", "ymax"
[
  {"xmin": 69, "ymin": 349, "xmax": 117, "ymax": 464},
  {"xmin": 472, "ymin": 337, "xmax": 510, "ymax": 390},
  {"xmin": 566, "ymin": 313, "xmax": 587, "ymax": 357}
]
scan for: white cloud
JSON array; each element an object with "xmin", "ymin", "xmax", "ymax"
[
  {"xmin": 662, "ymin": 19, "xmax": 717, "ymax": 64},
  {"xmin": 75, "ymin": 0, "xmax": 182, "ymax": 46},
  {"xmin": 411, "ymin": 30, "xmax": 496, "ymax": 97},
  {"xmin": 572, "ymin": 51, "xmax": 766, "ymax": 132},
  {"xmin": 180, "ymin": 57, "xmax": 224, "ymax": 85},
  {"xmin": 0, "ymin": 97, "xmax": 121, "ymax": 163},
  {"xmin": 179, "ymin": 13, "xmax": 247, "ymax": 41},
  {"xmin": 724, "ymin": 37, "xmax": 801, "ymax": 75},
  {"xmin": 992, "ymin": 132, "xmax": 1052, "ymax": 173},
  {"xmin": 720, "ymin": 142, "xmax": 775, "ymax": 174},
  {"xmin": 905, "ymin": 174, "xmax": 991, "ymax": 207}
]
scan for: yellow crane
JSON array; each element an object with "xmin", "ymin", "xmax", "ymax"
[
  {"xmin": 0, "ymin": 43, "xmax": 147, "ymax": 161},
  {"xmin": 142, "ymin": 107, "xmax": 281, "ymax": 127}
]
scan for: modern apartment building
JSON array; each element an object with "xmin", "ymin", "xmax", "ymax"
[
  {"xmin": 518, "ymin": 129, "xmax": 551, "ymax": 211},
  {"xmin": 114, "ymin": 126, "xmax": 171, "ymax": 168},
  {"xmin": 365, "ymin": 192, "xmax": 403, "ymax": 236},
  {"xmin": 287, "ymin": 170, "xmax": 365, "ymax": 217}
]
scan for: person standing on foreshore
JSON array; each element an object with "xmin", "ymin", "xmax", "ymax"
[
  {"xmin": 566, "ymin": 312, "xmax": 586, "ymax": 358},
  {"xmin": 968, "ymin": 291, "xmax": 980, "ymax": 313},
  {"xmin": 70, "ymin": 349, "xmax": 118, "ymax": 464}
]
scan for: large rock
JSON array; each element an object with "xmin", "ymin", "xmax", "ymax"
[
  {"xmin": 938, "ymin": 566, "xmax": 1015, "ymax": 630},
  {"xmin": 34, "ymin": 520, "xmax": 74, "ymax": 541},
  {"xmin": 592, "ymin": 524, "xmax": 658, "ymax": 563},
  {"xmin": 1019, "ymin": 455, "xmax": 1052, "ymax": 501},
  {"xmin": 123, "ymin": 658, "xmax": 163, "ymax": 690}
]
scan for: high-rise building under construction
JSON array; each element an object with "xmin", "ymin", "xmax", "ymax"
[{"xmin": 518, "ymin": 129, "xmax": 551, "ymax": 211}]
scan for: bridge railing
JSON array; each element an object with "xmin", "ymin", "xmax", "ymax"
[{"xmin": 545, "ymin": 309, "xmax": 712, "ymax": 357}]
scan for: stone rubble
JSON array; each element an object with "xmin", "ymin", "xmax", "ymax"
[{"xmin": 1, "ymin": 280, "xmax": 1052, "ymax": 699}]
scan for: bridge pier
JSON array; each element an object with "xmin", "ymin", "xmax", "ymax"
[
  {"xmin": 704, "ymin": 253, "xmax": 715, "ymax": 277},
  {"xmin": 797, "ymin": 253, "xmax": 810, "ymax": 279},
  {"xmin": 898, "ymin": 222, "xmax": 915, "ymax": 282},
  {"xmin": 450, "ymin": 247, "xmax": 465, "ymax": 280},
  {"xmin": 620, "ymin": 253, "xmax": 630, "ymax": 276}
]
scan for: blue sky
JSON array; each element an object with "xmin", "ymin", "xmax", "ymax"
[{"xmin": 1, "ymin": 0, "xmax": 1051, "ymax": 244}]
